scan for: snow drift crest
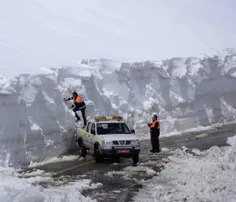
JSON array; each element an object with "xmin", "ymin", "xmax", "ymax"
[{"xmin": 1, "ymin": 53, "xmax": 236, "ymax": 167}]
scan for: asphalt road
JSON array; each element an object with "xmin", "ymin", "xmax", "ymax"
[{"xmin": 19, "ymin": 123, "xmax": 236, "ymax": 202}]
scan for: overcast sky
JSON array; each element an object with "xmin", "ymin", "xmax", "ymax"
[{"xmin": 1, "ymin": 0, "xmax": 236, "ymax": 77}]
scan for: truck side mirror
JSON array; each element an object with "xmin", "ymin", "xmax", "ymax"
[{"xmin": 131, "ymin": 129, "xmax": 135, "ymax": 133}]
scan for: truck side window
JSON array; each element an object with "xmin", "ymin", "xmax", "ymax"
[
  {"xmin": 91, "ymin": 123, "xmax": 95, "ymax": 135},
  {"xmin": 86, "ymin": 122, "xmax": 91, "ymax": 132}
]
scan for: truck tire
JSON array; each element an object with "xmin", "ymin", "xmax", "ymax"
[
  {"xmin": 80, "ymin": 146, "xmax": 87, "ymax": 157},
  {"xmin": 113, "ymin": 156, "xmax": 120, "ymax": 163},
  {"xmin": 94, "ymin": 144, "xmax": 103, "ymax": 163},
  {"xmin": 132, "ymin": 154, "xmax": 139, "ymax": 166},
  {"xmin": 77, "ymin": 139, "xmax": 87, "ymax": 157}
]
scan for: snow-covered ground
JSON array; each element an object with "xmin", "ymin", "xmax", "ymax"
[
  {"xmin": 132, "ymin": 135, "xmax": 236, "ymax": 202},
  {"xmin": 0, "ymin": 168, "xmax": 98, "ymax": 202},
  {"xmin": 0, "ymin": 154, "xmax": 100, "ymax": 202}
]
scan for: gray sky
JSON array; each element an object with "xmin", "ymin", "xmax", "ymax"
[{"xmin": 1, "ymin": 0, "xmax": 236, "ymax": 77}]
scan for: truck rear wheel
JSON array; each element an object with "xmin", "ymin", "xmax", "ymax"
[
  {"xmin": 77, "ymin": 139, "xmax": 87, "ymax": 157},
  {"xmin": 80, "ymin": 146, "xmax": 87, "ymax": 157}
]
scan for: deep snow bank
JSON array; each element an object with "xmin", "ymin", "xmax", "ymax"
[
  {"xmin": 1, "ymin": 52, "xmax": 236, "ymax": 167},
  {"xmin": 132, "ymin": 135, "xmax": 236, "ymax": 202}
]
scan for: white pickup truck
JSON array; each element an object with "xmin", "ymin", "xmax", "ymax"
[{"xmin": 75, "ymin": 116, "xmax": 141, "ymax": 165}]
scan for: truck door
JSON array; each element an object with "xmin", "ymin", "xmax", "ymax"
[
  {"xmin": 87, "ymin": 123, "xmax": 95, "ymax": 148},
  {"xmin": 84, "ymin": 122, "xmax": 92, "ymax": 147}
]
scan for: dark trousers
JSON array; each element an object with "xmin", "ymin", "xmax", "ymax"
[
  {"xmin": 150, "ymin": 131, "xmax": 160, "ymax": 151},
  {"xmin": 73, "ymin": 106, "xmax": 87, "ymax": 126}
]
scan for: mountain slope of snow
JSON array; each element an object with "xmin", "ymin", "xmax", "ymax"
[{"xmin": 1, "ymin": 53, "xmax": 236, "ymax": 167}]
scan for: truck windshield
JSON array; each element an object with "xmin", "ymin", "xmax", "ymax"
[{"xmin": 96, "ymin": 123, "xmax": 131, "ymax": 135}]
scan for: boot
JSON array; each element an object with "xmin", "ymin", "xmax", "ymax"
[
  {"xmin": 150, "ymin": 149, "xmax": 155, "ymax": 153},
  {"xmin": 155, "ymin": 148, "xmax": 161, "ymax": 153}
]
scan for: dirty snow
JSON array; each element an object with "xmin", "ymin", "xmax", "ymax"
[{"xmin": 133, "ymin": 135, "xmax": 236, "ymax": 202}]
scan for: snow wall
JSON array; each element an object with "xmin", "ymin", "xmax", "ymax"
[{"xmin": 1, "ymin": 53, "xmax": 236, "ymax": 167}]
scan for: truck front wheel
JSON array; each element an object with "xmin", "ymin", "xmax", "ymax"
[
  {"xmin": 132, "ymin": 154, "xmax": 139, "ymax": 166},
  {"xmin": 94, "ymin": 144, "xmax": 103, "ymax": 163}
]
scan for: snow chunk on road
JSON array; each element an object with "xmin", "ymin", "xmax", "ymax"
[
  {"xmin": 29, "ymin": 155, "xmax": 83, "ymax": 168},
  {"xmin": 106, "ymin": 165, "xmax": 157, "ymax": 180},
  {"xmin": 123, "ymin": 166, "xmax": 157, "ymax": 176},
  {"xmin": 133, "ymin": 135, "xmax": 236, "ymax": 202}
]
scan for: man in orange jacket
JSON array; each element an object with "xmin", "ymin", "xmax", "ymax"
[
  {"xmin": 64, "ymin": 91, "xmax": 87, "ymax": 127},
  {"xmin": 147, "ymin": 114, "xmax": 161, "ymax": 153}
]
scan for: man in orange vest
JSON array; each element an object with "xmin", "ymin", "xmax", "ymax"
[
  {"xmin": 147, "ymin": 114, "xmax": 161, "ymax": 153},
  {"xmin": 64, "ymin": 91, "xmax": 87, "ymax": 127}
]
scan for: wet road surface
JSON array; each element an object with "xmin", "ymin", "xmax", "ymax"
[{"xmin": 19, "ymin": 123, "xmax": 236, "ymax": 202}]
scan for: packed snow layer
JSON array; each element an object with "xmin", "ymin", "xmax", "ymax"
[
  {"xmin": 1, "ymin": 53, "xmax": 236, "ymax": 167},
  {"xmin": 133, "ymin": 135, "xmax": 236, "ymax": 202}
]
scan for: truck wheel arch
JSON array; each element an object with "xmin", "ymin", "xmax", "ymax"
[
  {"xmin": 77, "ymin": 137, "xmax": 84, "ymax": 146},
  {"xmin": 94, "ymin": 142, "xmax": 100, "ymax": 150}
]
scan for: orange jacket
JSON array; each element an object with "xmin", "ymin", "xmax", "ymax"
[
  {"xmin": 150, "ymin": 120, "xmax": 160, "ymax": 129},
  {"xmin": 73, "ymin": 96, "xmax": 83, "ymax": 103},
  {"xmin": 148, "ymin": 119, "xmax": 160, "ymax": 133}
]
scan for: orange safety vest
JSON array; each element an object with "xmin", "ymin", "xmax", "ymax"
[
  {"xmin": 74, "ymin": 96, "xmax": 83, "ymax": 103},
  {"xmin": 150, "ymin": 119, "xmax": 160, "ymax": 130}
]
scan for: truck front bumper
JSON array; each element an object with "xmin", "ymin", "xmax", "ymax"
[{"xmin": 100, "ymin": 146, "xmax": 140, "ymax": 157}]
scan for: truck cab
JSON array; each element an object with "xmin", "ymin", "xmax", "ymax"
[{"xmin": 75, "ymin": 116, "xmax": 141, "ymax": 165}]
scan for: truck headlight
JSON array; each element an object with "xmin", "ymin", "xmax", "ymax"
[
  {"xmin": 131, "ymin": 140, "xmax": 140, "ymax": 146},
  {"xmin": 103, "ymin": 140, "xmax": 113, "ymax": 146}
]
